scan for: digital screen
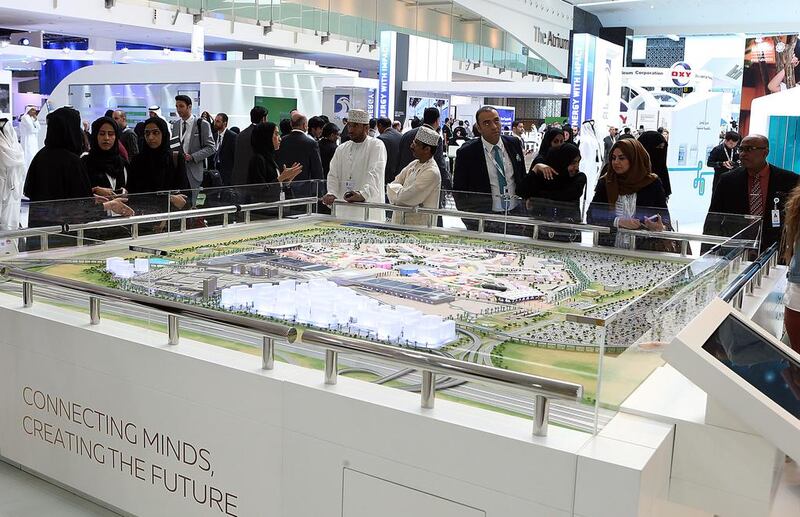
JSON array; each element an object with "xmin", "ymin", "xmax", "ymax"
[{"xmin": 702, "ymin": 315, "xmax": 800, "ymax": 419}]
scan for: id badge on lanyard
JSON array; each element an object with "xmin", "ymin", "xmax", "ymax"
[
  {"xmin": 345, "ymin": 179, "xmax": 355, "ymax": 192},
  {"xmin": 772, "ymin": 197, "xmax": 781, "ymax": 228}
]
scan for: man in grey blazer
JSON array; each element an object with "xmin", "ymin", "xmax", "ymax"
[{"xmin": 172, "ymin": 95, "xmax": 216, "ymax": 203}]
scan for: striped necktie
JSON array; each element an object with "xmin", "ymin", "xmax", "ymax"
[{"xmin": 749, "ymin": 174, "xmax": 764, "ymax": 216}]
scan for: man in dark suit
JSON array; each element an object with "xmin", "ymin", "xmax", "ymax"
[
  {"xmin": 278, "ymin": 112, "xmax": 324, "ymax": 199},
  {"xmin": 453, "ymin": 106, "xmax": 531, "ymax": 235},
  {"xmin": 703, "ymin": 134, "xmax": 798, "ymax": 255},
  {"xmin": 376, "ymin": 117, "xmax": 402, "ymax": 184},
  {"xmin": 231, "ymin": 106, "xmax": 267, "ymax": 186},
  {"xmin": 707, "ymin": 131, "xmax": 741, "ymax": 192},
  {"xmin": 602, "ymin": 126, "xmax": 617, "ymax": 165},
  {"xmin": 212, "ymin": 113, "xmax": 238, "ymax": 186},
  {"xmin": 397, "ymin": 107, "xmax": 453, "ymax": 195}
]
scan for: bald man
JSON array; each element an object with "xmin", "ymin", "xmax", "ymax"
[
  {"xmin": 278, "ymin": 111, "xmax": 324, "ymax": 199},
  {"xmin": 703, "ymin": 134, "xmax": 798, "ymax": 254}
]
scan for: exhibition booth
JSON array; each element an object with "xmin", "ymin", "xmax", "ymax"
[{"xmin": 0, "ymin": 182, "xmax": 792, "ymax": 516}]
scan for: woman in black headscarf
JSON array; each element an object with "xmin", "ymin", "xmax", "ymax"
[
  {"xmin": 82, "ymin": 117, "xmax": 128, "ymax": 196},
  {"xmin": 525, "ymin": 143, "xmax": 586, "ymax": 242},
  {"xmin": 637, "ymin": 130, "xmax": 672, "ymax": 197},
  {"xmin": 563, "ymin": 124, "xmax": 576, "ymax": 144},
  {"xmin": 22, "ymin": 107, "xmax": 133, "ymax": 246},
  {"xmin": 128, "ymin": 116, "xmax": 189, "ymax": 214},
  {"xmin": 530, "ymin": 127, "xmax": 565, "ymax": 169},
  {"xmin": 246, "ymin": 122, "xmax": 302, "ymax": 208}
]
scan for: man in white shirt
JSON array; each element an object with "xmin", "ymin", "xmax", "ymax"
[
  {"xmin": 322, "ymin": 109, "xmax": 387, "ymax": 222},
  {"xmin": 387, "ymin": 126, "xmax": 442, "ymax": 226},
  {"xmin": 18, "ymin": 106, "xmax": 40, "ymax": 171}
]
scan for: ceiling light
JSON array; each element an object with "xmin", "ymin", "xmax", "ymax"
[
  {"xmin": 20, "ymin": 38, "xmax": 30, "ymax": 46},
  {"xmin": 162, "ymin": 47, "xmax": 172, "ymax": 55},
  {"xmin": 122, "ymin": 47, "xmax": 129, "ymax": 53},
  {"xmin": 86, "ymin": 48, "xmax": 95, "ymax": 54},
  {"xmin": 62, "ymin": 47, "xmax": 71, "ymax": 54}
]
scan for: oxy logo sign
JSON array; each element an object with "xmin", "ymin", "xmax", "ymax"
[{"xmin": 671, "ymin": 62, "xmax": 693, "ymax": 87}]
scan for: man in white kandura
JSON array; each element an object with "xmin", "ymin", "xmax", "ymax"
[
  {"xmin": 387, "ymin": 126, "xmax": 442, "ymax": 226},
  {"xmin": 18, "ymin": 105, "xmax": 40, "ymax": 171},
  {"xmin": 322, "ymin": 109, "xmax": 387, "ymax": 221}
]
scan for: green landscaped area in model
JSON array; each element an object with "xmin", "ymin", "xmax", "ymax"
[{"xmin": 12, "ymin": 219, "xmax": 701, "ymax": 408}]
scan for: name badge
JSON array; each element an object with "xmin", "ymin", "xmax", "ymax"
[
  {"xmin": 345, "ymin": 180, "xmax": 354, "ymax": 191},
  {"xmin": 772, "ymin": 197, "xmax": 781, "ymax": 227},
  {"xmin": 772, "ymin": 209, "xmax": 781, "ymax": 227}
]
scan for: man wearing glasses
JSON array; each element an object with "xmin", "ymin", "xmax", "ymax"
[{"xmin": 703, "ymin": 134, "xmax": 798, "ymax": 254}]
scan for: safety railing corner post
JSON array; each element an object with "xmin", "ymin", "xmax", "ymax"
[
  {"xmin": 262, "ymin": 336, "xmax": 275, "ymax": 370},
  {"xmin": 532, "ymin": 394, "xmax": 550, "ymax": 437},
  {"xmin": 89, "ymin": 297, "xmax": 100, "ymax": 325},
  {"xmin": 421, "ymin": 370, "xmax": 435, "ymax": 409},
  {"xmin": 22, "ymin": 281, "xmax": 33, "ymax": 308},
  {"xmin": 324, "ymin": 349, "xmax": 338, "ymax": 384},
  {"xmin": 168, "ymin": 314, "xmax": 180, "ymax": 345}
]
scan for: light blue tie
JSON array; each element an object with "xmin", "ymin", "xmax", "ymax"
[{"xmin": 492, "ymin": 145, "xmax": 509, "ymax": 211}]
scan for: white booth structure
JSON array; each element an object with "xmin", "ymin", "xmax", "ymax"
[{"xmin": 46, "ymin": 59, "xmax": 364, "ymax": 130}]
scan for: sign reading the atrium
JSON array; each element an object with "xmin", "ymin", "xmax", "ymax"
[{"xmin": 533, "ymin": 26, "xmax": 570, "ymax": 50}]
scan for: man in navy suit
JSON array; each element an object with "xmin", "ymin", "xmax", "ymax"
[
  {"xmin": 212, "ymin": 113, "xmax": 238, "ymax": 186},
  {"xmin": 453, "ymin": 106, "xmax": 531, "ymax": 234}
]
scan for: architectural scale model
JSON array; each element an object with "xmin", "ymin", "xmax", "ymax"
[{"xmin": 18, "ymin": 220, "xmax": 706, "ymax": 403}]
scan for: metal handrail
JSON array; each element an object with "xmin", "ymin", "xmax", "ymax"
[
  {"xmin": 617, "ymin": 228, "xmax": 760, "ymax": 248},
  {"xmin": 330, "ymin": 200, "xmax": 417, "ymax": 213},
  {"xmin": 0, "ymin": 197, "xmax": 319, "ymax": 241},
  {"xmin": 0, "ymin": 263, "xmax": 583, "ymax": 437},
  {"xmin": 720, "ymin": 242, "xmax": 779, "ymax": 307},
  {"xmin": 301, "ymin": 329, "xmax": 583, "ymax": 400},
  {"xmin": 0, "ymin": 266, "xmax": 297, "ymax": 344}
]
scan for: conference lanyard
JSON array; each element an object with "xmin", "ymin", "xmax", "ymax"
[{"xmin": 724, "ymin": 147, "xmax": 734, "ymax": 162}]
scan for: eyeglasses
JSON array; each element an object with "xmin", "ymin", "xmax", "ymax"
[{"xmin": 738, "ymin": 146, "xmax": 768, "ymax": 153}]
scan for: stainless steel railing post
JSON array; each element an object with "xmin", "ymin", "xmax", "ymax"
[
  {"xmin": 77, "ymin": 229, "xmax": 84, "ymax": 247},
  {"xmin": 477, "ymin": 218, "xmax": 485, "ymax": 233},
  {"xmin": 180, "ymin": 217, "xmax": 187, "ymax": 232},
  {"xmin": 363, "ymin": 206, "xmax": 369, "ymax": 221},
  {"xmin": 325, "ymin": 350, "xmax": 338, "ymax": 384},
  {"xmin": 41, "ymin": 234, "xmax": 49, "ymax": 251},
  {"xmin": 680, "ymin": 240, "xmax": 688, "ymax": 257},
  {"xmin": 421, "ymin": 371, "xmax": 435, "ymax": 409},
  {"xmin": 168, "ymin": 315, "xmax": 180, "ymax": 345},
  {"xmin": 89, "ymin": 297, "xmax": 100, "ymax": 325},
  {"xmin": 131, "ymin": 223, "xmax": 139, "ymax": 239},
  {"xmin": 630, "ymin": 235, "xmax": 637, "ymax": 250},
  {"xmin": 245, "ymin": 210, "xmax": 251, "ymax": 224},
  {"xmin": 22, "ymin": 281, "xmax": 33, "ymax": 308},
  {"xmin": 533, "ymin": 394, "xmax": 550, "ymax": 437},
  {"xmin": 223, "ymin": 213, "xmax": 229, "ymax": 227},
  {"xmin": 262, "ymin": 336, "xmax": 275, "ymax": 370},
  {"xmin": 531, "ymin": 225, "xmax": 539, "ymax": 240}
]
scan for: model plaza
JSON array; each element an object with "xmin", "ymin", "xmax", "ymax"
[{"xmin": 97, "ymin": 223, "xmax": 685, "ymax": 353}]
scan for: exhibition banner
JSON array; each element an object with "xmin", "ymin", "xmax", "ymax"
[
  {"xmin": 377, "ymin": 31, "xmax": 396, "ymax": 119},
  {"xmin": 569, "ymin": 34, "xmax": 622, "ymax": 130},
  {"xmin": 740, "ymin": 35, "xmax": 800, "ymax": 135}
]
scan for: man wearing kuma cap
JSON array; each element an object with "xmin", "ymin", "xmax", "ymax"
[
  {"xmin": 322, "ymin": 108, "xmax": 387, "ymax": 221},
  {"xmin": 387, "ymin": 126, "xmax": 442, "ymax": 226}
]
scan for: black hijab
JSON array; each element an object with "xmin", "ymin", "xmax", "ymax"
[
  {"xmin": 638, "ymin": 130, "xmax": 671, "ymax": 196},
  {"xmin": 128, "ymin": 116, "xmax": 187, "ymax": 193},
  {"xmin": 563, "ymin": 125, "xmax": 575, "ymax": 144},
  {"xmin": 543, "ymin": 143, "xmax": 582, "ymax": 189},
  {"xmin": 84, "ymin": 117, "xmax": 127, "ymax": 188},
  {"xmin": 44, "ymin": 106, "xmax": 84, "ymax": 155},
  {"xmin": 539, "ymin": 128, "xmax": 565, "ymax": 159},
  {"xmin": 251, "ymin": 122, "xmax": 279, "ymax": 167}
]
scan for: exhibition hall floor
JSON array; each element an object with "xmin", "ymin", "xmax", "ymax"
[{"xmin": 0, "ymin": 461, "xmax": 118, "ymax": 516}]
